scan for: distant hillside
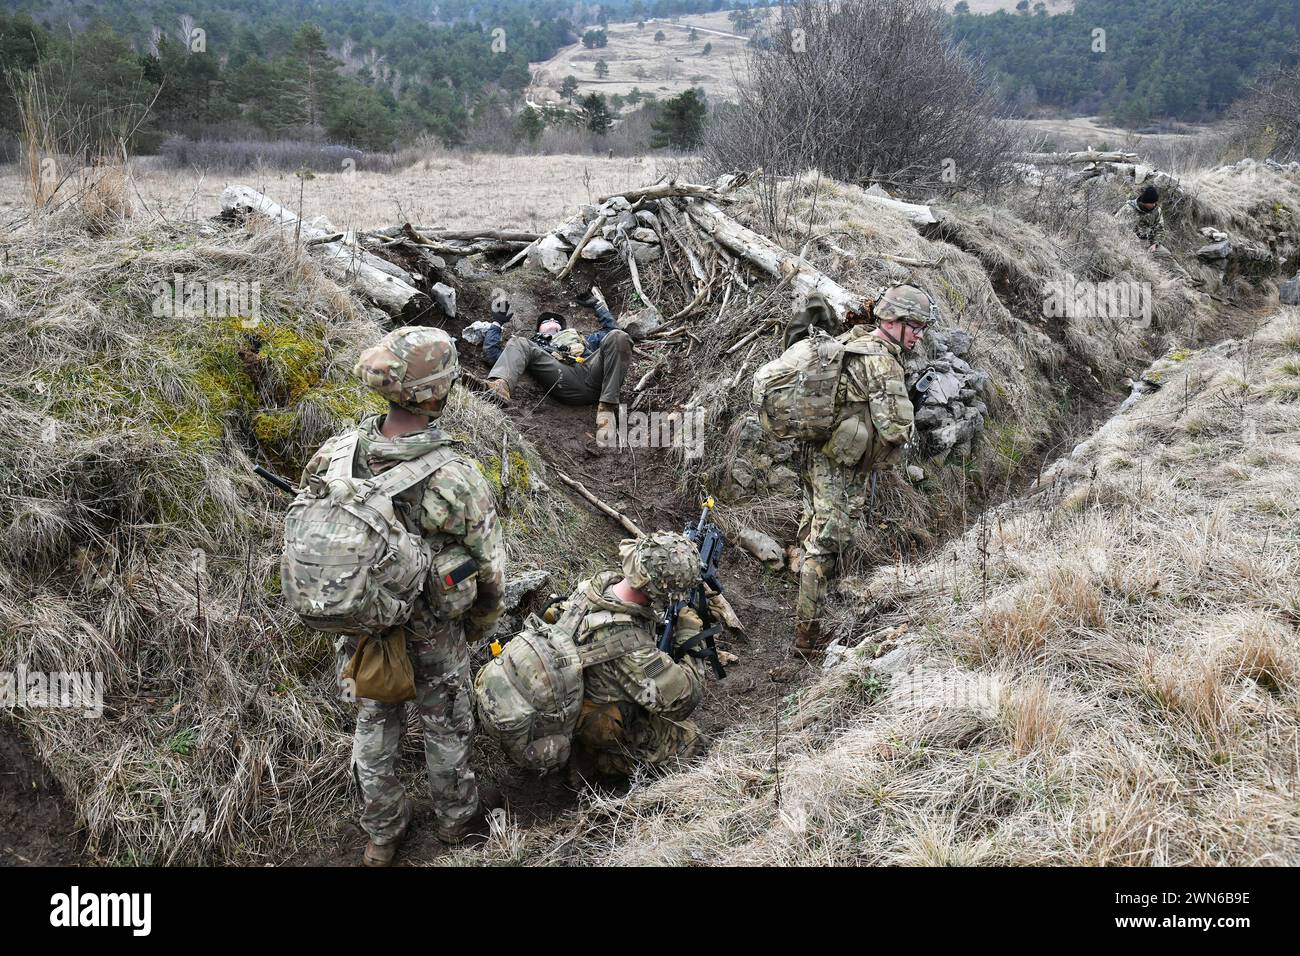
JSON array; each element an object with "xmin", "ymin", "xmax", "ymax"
[{"xmin": 953, "ymin": 0, "xmax": 1300, "ymax": 123}]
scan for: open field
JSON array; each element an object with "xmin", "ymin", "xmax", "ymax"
[
  {"xmin": 0, "ymin": 153, "xmax": 670, "ymax": 234},
  {"xmin": 527, "ymin": 12, "xmax": 760, "ymax": 105}
]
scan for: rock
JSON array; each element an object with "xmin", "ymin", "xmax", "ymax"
[
  {"xmin": 559, "ymin": 219, "xmax": 588, "ymax": 246},
  {"xmin": 453, "ymin": 257, "xmax": 481, "ymax": 279},
  {"xmin": 1197, "ymin": 240, "xmax": 1232, "ymax": 261},
  {"xmin": 621, "ymin": 306, "xmax": 662, "ymax": 340},
  {"xmin": 1281, "ymin": 272, "xmax": 1300, "ymax": 306},
  {"xmin": 769, "ymin": 465, "xmax": 799, "ymax": 493},
  {"xmin": 906, "ymin": 465, "xmax": 925, "ymax": 483},
  {"xmin": 631, "ymin": 227, "xmax": 659, "ymax": 244},
  {"xmin": 870, "ymin": 644, "xmax": 923, "ymax": 677},
  {"xmin": 627, "ymin": 240, "xmax": 662, "ymax": 263},
  {"xmin": 617, "ymin": 211, "xmax": 638, "ymax": 231},
  {"xmin": 431, "ymin": 282, "xmax": 456, "ymax": 319},
  {"xmin": 821, "ymin": 640, "xmax": 850, "ymax": 671},
  {"xmin": 605, "ymin": 196, "xmax": 632, "ymax": 212},
  {"xmin": 730, "ymin": 460, "xmax": 755, "ymax": 490},
  {"xmin": 580, "ymin": 237, "xmax": 617, "ymax": 260},
  {"xmin": 635, "ymin": 210, "xmax": 659, "ymax": 227},
  {"xmin": 922, "ymin": 371, "xmax": 964, "ymax": 406},
  {"xmin": 529, "ymin": 234, "xmax": 571, "ymax": 275},
  {"xmin": 504, "ymin": 569, "xmax": 549, "ymax": 612},
  {"xmin": 738, "ymin": 529, "xmax": 784, "ymax": 568}
]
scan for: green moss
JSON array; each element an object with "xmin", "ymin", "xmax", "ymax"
[
  {"xmin": 259, "ymin": 325, "xmax": 327, "ymax": 401},
  {"xmin": 507, "ymin": 449, "xmax": 532, "ymax": 490},
  {"xmin": 307, "ymin": 379, "xmax": 386, "ymax": 420},
  {"xmin": 252, "ymin": 408, "xmax": 298, "ymax": 443},
  {"xmin": 477, "ymin": 454, "xmax": 503, "ymax": 487}
]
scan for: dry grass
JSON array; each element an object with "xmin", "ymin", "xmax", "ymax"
[
  {"xmin": 0, "ymin": 152, "xmax": 668, "ymax": 235},
  {"xmin": 0, "ymin": 209, "xmax": 598, "ymax": 863},
  {"xmin": 459, "ymin": 308, "xmax": 1300, "ymax": 866},
  {"xmin": 527, "ymin": 11, "xmax": 755, "ymax": 105}
]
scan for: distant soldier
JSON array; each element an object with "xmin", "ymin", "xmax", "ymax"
[
  {"xmin": 299, "ymin": 327, "xmax": 506, "ymax": 866},
  {"xmin": 1117, "ymin": 184, "xmax": 1198, "ymax": 284},
  {"xmin": 756, "ymin": 286, "xmax": 930, "ymax": 655}
]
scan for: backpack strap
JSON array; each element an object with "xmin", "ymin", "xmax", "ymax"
[
  {"xmin": 366, "ymin": 446, "xmax": 463, "ymax": 499},
  {"xmin": 574, "ymin": 611, "xmax": 653, "ymax": 668},
  {"xmin": 325, "ymin": 431, "xmax": 361, "ymax": 481}
]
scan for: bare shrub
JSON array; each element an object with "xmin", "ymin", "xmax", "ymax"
[
  {"xmin": 703, "ymin": 0, "xmax": 1021, "ymax": 204},
  {"xmin": 1230, "ymin": 45, "xmax": 1300, "ymax": 161}
]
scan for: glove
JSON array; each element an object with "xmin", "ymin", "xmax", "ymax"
[{"xmin": 490, "ymin": 298, "xmax": 514, "ymax": 325}]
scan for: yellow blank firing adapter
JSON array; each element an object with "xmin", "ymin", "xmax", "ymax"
[
  {"xmin": 490, "ymin": 639, "xmax": 503, "ymax": 657},
  {"xmin": 703, "ymin": 496, "xmax": 715, "ymax": 510}
]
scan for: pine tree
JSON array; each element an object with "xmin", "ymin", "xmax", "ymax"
[
  {"xmin": 650, "ymin": 88, "xmax": 706, "ymax": 149},
  {"xmin": 581, "ymin": 92, "xmax": 612, "ymax": 133}
]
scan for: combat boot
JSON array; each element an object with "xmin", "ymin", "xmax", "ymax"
[
  {"xmin": 484, "ymin": 378, "xmax": 512, "ymax": 404},
  {"xmin": 435, "ymin": 782, "xmax": 504, "ymax": 845},
  {"xmin": 362, "ymin": 798, "xmax": 413, "ymax": 867},
  {"xmin": 793, "ymin": 621, "xmax": 826, "ymax": 658},
  {"xmin": 596, "ymin": 401, "xmax": 619, "ymax": 430}
]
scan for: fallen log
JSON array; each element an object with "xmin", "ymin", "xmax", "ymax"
[
  {"xmin": 1020, "ymin": 150, "xmax": 1140, "ymax": 166},
  {"xmin": 220, "ymin": 185, "xmax": 432, "ymax": 321},
  {"xmin": 682, "ymin": 199, "xmax": 861, "ymax": 317}
]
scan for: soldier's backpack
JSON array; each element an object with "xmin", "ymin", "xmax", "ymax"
[
  {"xmin": 751, "ymin": 327, "xmax": 880, "ymax": 441},
  {"xmin": 281, "ymin": 431, "xmax": 477, "ymax": 635},
  {"xmin": 473, "ymin": 596, "xmax": 651, "ymax": 773}
]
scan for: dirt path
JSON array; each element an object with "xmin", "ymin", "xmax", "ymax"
[
  {"xmin": 0, "ymin": 718, "xmax": 85, "ymax": 865},
  {"xmin": 296, "ymin": 272, "xmax": 817, "ymax": 865}
]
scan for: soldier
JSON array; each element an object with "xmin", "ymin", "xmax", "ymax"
[
  {"xmin": 1117, "ymin": 185, "xmax": 1198, "ymax": 284},
  {"xmin": 793, "ymin": 286, "xmax": 929, "ymax": 654},
  {"xmin": 482, "ymin": 294, "xmax": 633, "ymax": 424},
  {"xmin": 563, "ymin": 531, "xmax": 708, "ymax": 781},
  {"xmin": 302, "ymin": 326, "xmax": 506, "ymax": 866}
]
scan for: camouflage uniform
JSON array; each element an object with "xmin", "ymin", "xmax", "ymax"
[
  {"xmin": 306, "ymin": 327, "xmax": 505, "ymax": 845},
  {"xmin": 1118, "ymin": 198, "xmax": 1195, "ymax": 282},
  {"xmin": 567, "ymin": 532, "xmax": 707, "ymax": 777},
  {"xmin": 488, "ymin": 327, "xmax": 633, "ymax": 405},
  {"xmin": 795, "ymin": 296, "xmax": 917, "ymax": 631}
]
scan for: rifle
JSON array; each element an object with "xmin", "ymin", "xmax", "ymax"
[
  {"xmin": 254, "ymin": 465, "xmax": 297, "ymax": 496},
  {"xmin": 656, "ymin": 497, "xmax": 727, "ymax": 679},
  {"xmin": 533, "ymin": 333, "xmax": 586, "ymax": 365}
]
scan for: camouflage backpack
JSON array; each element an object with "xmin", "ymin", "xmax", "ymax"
[
  {"xmin": 474, "ymin": 589, "xmax": 655, "ymax": 773},
  {"xmin": 751, "ymin": 327, "xmax": 880, "ymax": 441},
  {"xmin": 281, "ymin": 431, "xmax": 463, "ymax": 635}
]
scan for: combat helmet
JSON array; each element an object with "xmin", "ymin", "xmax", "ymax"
[
  {"xmin": 355, "ymin": 326, "xmax": 460, "ymax": 416},
  {"xmin": 619, "ymin": 531, "xmax": 699, "ymax": 601},
  {"xmin": 874, "ymin": 284, "xmax": 937, "ymax": 328}
]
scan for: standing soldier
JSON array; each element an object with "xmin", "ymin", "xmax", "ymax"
[
  {"xmin": 299, "ymin": 327, "xmax": 506, "ymax": 866},
  {"xmin": 792, "ymin": 286, "xmax": 931, "ymax": 654}
]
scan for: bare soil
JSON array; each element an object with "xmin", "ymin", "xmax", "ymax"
[{"xmin": 0, "ymin": 718, "xmax": 85, "ymax": 866}]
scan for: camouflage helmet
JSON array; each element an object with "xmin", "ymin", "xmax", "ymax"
[
  {"xmin": 874, "ymin": 284, "xmax": 937, "ymax": 327},
  {"xmin": 355, "ymin": 326, "xmax": 460, "ymax": 416},
  {"xmin": 619, "ymin": 530, "xmax": 699, "ymax": 601}
]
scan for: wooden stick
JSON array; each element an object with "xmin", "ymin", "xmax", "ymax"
[
  {"xmin": 554, "ymin": 469, "xmax": 643, "ymax": 537},
  {"xmin": 558, "ymin": 213, "xmax": 608, "ymax": 281}
]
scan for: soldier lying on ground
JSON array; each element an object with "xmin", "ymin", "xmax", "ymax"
[
  {"xmin": 482, "ymin": 287, "xmax": 632, "ymax": 424},
  {"xmin": 299, "ymin": 327, "xmax": 506, "ymax": 866}
]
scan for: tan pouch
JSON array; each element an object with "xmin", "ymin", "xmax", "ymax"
[
  {"xmin": 823, "ymin": 417, "xmax": 872, "ymax": 466},
  {"xmin": 343, "ymin": 631, "xmax": 416, "ymax": 704},
  {"xmin": 427, "ymin": 544, "xmax": 479, "ymax": 620}
]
